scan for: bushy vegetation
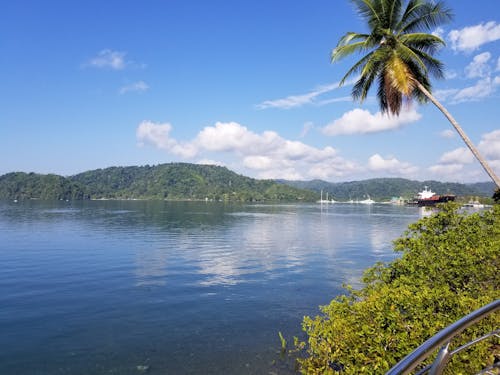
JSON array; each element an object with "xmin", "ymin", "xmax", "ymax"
[{"xmin": 296, "ymin": 204, "xmax": 499, "ymax": 374}]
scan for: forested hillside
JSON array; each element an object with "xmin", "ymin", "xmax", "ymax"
[
  {"xmin": 0, "ymin": 172, "xmax": 88, "ymax": 201},
  {"xmin": 279, "ymin": 178, "xmax": 495, "ymax": 201},
  {"xmin": 0, "ymin": 163, "xmax": 316, "ymax": 202},
  {"xmin": 1, "ymin": 164, "xmax": 495, "ymax": 202}
]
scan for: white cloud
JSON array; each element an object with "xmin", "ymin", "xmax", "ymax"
[
  {"xmin": 428, "ymin": 163, "xmax": 464, "ymax": 175},
  {"xmin": 299, "ymin": 122, "xmax": 314, "ymax": 138},
  {"xmin": 444, "ymin": 70, "xmax": 458, "ymax": 79},
  {"xmin": 316, "ymin": 96, "xmax": 353, "ymax": 106},
  {"xmin": 432, "ymin": 27, "xmax": 445, "ymax": 39},
  {"xmin": 451, "ymin": 77, "xmax": 500, "ymax": 103},
  {"xmin": 440, "ymin": 129, "xmax": 455, "ymax": 138},
  {"xmin": 437, "ymin": 51, "xmax": 500, "ymax": 104},
  {"xmin": 489, "ymin": 159, "xmax": 500, "ymax": 173},
  {"xmin": 427, "ymin": 132, "xmax": 500, "ymax": 182},
  {"xmin": 136, "ymin": 121, "xmax": 173, "ymax": 148},
  {"xmin": 448, "ymin": 21, "xmax": 500, "ymax": 52},
  {"xmin": 256, "ymin": 78, "xmax": 357, "ymax": 110},
  {"xmin": 434, "ymin": 88, "xmax": 459, "ymax": 101},
  {"xmin": 478, "ymin": 129, "xmax": 500, "ymax": 159},
  {"xmin": 439, "ymin": 147, "xmax": 474, "ymax": 164},
  {"xmin": 368, "ymin": 154, "xmax": 418, "ymax": 176},
  {"xmin": 197, "ymin": 159, "xmax": 224, "ymax": 166},
  {"xmin": 497, "ymin": 57, "xmax": 500, "ymax": 71},
  {"xmin": 87, "ymin": 49, "xmax": 128, "ymax": 70},
  {"xmin": 136, "ymin": 121, "xmax": 197, "ymax": 158},
  {"xmin": 322, "ymin": 107, "xmax": 421, "ymax": 136},
  {"xmin": 256, "ymin": 83, "xmax": 335, "ymax": 109},
  {"xmin": 256, "ymin": 90, "xmax": 323, "ymax": 110},
  {"xmin": 465, "ymin": 52, "xmax": 491, "ymax": 78},
  {"xmin": 119, "ymin": 81, "xmax": 149, "ymax": 94},
  {"xmin": 136, "ymin": 120, "xmax": 361, "ymax": 180},
  {"xmin": 195, "ymin": 122, "xmax": 281, "ymax": 154}
]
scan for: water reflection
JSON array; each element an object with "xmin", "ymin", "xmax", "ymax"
[
  {"xmin": 128, "ymin": 203, "xmax": 421, "ymax": 288},
  {"xmin": 0, "ymin": 200, "xmax": 423, "ymax": 375},
  {"xmin": 134, "ymin": 247, "xmax": 169, "ymax": 286}
]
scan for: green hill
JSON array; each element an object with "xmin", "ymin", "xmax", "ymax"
[
  {"xmin": 277, "ymin": 177, "xmax": 496, "ymax": 201},
  {"xmin": 0, "ymin": 172, "xmax": 88, "ymax": 201},
  {"xmin": 2, "ymin": 165, "xmax": 495, "ymax": 202},
  {"xmin": 0, "ymin": 163, "xmax": 316, "ymax": 202}
]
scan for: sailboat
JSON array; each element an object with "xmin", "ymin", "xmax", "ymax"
[
  {"xmin": 317, "ymin": 190, "xmax": 334, "ymax": 204},
  {"xmin": 358, "ymin": 194, "xmax": 375, "ymax": 204}
]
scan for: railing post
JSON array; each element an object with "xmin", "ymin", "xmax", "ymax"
[{"xmin": 429, "ymin": 342, "xmax": 451, "ymax": 375}]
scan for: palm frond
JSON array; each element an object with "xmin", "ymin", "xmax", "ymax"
[
  {"xmin": 400, "ymin": 1, "xmax": 453, "ymax": 33},
  {"xmin": 338, "ymin": 52, "xmax": 374, "ymax": 86},
  {"xmin": 397, "ymin": 0, "xmax": 421, "ymax": 30},
  {"xmin": 409, "ymin": 48, "xmax": 445, "ymax": 79},
  {"xmin": 352, "ymin": 70, "xmax": 378, "ymax": 102},
  {"xmin": 335, "ymin": 32, "xmax": 371, "ymax": 47},
  {"xmin": 399, "ymin": 33, "xmax": 445, "ymax": 55},
  {"xmin": 377, "ymin": 74, "xmax": 389, "ymax": 113},
  {"xmin": 387, "ymin": 0, "xmax": 403, "ymax": 30},
  {"xmin": 351, "ymin": 0, "xmax": 382, "ymax": 27},
  {"xmin": 332, "ymin": 40, "xmax": 372, "ymax": 62},
  {"xmin": 394, "ymin": 42, "xmax": 428, "ymax": 73}
]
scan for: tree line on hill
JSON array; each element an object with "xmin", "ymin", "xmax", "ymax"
[
  {"xmin": 278, "ymin": 178, "xmax": 496, "ymax": 202},
  {"xmin": 0, "ymin": 163, "xmax": 495, "ymax": 202},
  {"xmin": 0, "ymin": 163, "xmax": 316, "ymax": 202}
]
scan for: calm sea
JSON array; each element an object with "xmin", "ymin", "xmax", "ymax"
[{"xmin": 0, "ymin": 200, "xmax": 422, "ymax": 374}]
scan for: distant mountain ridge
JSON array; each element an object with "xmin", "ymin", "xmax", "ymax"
[
  {"xmin": 277, "ymin": 177, "xmax": 496, "ymax": 201},
  {"xmin": 0, "ymin": 163, "xmax": 316, "ymax": 202},
  {"xmin": 0, "ymin": 163, "xmax": 495, "ymax": 202}
]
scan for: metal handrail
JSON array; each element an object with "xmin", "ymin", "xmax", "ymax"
[{"xmin": 386, "ymin": 299, "xmax": 500, "ymax": 375}]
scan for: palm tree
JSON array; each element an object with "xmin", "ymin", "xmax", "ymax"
[{"xmin": 332, "ymin": 0, "xmax": 500, "ymax": 188}]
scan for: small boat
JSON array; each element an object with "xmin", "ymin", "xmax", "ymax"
[
  {"xmin": 359, "ymin": 197, "xmax": 375, "ymax": 204},
  {"xmin": 355, "ymin": 194, "xmax": 375, "ymax": 204},
  {"xmin": 463, "ymin": 200, "xmax": 484, "ymax": 209}
]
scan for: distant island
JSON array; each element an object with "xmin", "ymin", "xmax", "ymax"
[{"xmin": 0, "ymin": 163, "xmax": 495, "ymax": 202}]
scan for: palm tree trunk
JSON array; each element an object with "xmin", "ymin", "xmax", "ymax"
[{"xmin": 415, "ymin": 81, "xmax": 500, "ymax": 189}]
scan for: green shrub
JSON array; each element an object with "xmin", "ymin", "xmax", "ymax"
[{"xmin": 297, "ymin": 204, "xmax": 499, "ymax": 374}]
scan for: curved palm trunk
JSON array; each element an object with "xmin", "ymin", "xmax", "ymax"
[{"xmin": 415, "ymin": 81, "xmax": 500, "ymax": 189}]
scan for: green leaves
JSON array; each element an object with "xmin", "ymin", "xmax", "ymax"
[{"xmin": 297, "ymin": 204, "xmax": 500, "ymax": 374}]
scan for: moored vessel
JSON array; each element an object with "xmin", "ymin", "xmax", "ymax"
[{"xmin": 408, "ymin": 186, "xmax": 455, "ymax": 206}]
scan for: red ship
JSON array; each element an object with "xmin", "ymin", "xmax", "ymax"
[{"xmin": 409, "ymin": 186, "xmax": 456, "ymax": 206}]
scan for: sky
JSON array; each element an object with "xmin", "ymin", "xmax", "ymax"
[{"xmin": 1, "ymin": 0, "xmax": 500, "ymax": 183}]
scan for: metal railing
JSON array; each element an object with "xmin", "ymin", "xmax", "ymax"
[{"xmin": 386, "ymin": 299, "xmax": 500, "ymax": 375}]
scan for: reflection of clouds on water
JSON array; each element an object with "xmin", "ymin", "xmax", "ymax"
[
  {"xmin": 188, "ymin": 208, "xmax": 342, "ymax": 286},
  {"xmin": 130, "ymin": 204, "xmax": 421, "ymax": 288},
  {"xmin": 419, "ymin": 207, "xmax": 434, "ymax": 217},
  {"xmin": 369, "ymin": 226, "xmax": 394, "ymax": 255},
  {"xmin": 196, "ymin": 211, "xmax": 308, "ymax": 286},
  {"xmin": 134, "ymin": 247, "xmax": 169, "ymax": 286}
]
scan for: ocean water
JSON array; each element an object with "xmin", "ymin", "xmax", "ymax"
[{"xmin": 0, "ymin": 200, "xmax": 422, "ymax": 374}]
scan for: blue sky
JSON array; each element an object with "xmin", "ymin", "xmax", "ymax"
[{"xmin": 1, "ymin": 0, "xmax": 500, "ymax": 183}]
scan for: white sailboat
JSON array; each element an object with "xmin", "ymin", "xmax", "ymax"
[
  {"xmin": 317, "ymin": 190, "xmax": 333, "ymax": 204},
  {"xmin": 358, "ymin": 195, "xmax": 375, "ymax": 204}
]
